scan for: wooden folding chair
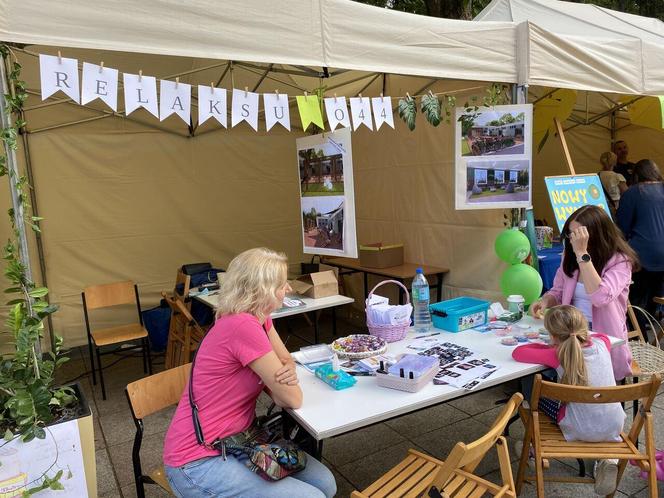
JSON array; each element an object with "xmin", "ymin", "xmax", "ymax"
[
  {"xmin": 516, "ymin": 373, "xmax": 661, "ymax": 498},
  {"xmin": 162, "ymin": 292, "xmax": 206, "ymax": 369},
  {"xmin": 126, "ymin": 363, "xmax": 190, "ymax": 498},
  {"xmin": 351, "ymin": 393, "xmax": 523, "ymax": 498},
  {"xmin": 174, "ymin": 269, "xmax": 191, "ymax": 307},
  {"xmin": 82, "ymin": 280, "xmax": 152, "ymax": 400}
]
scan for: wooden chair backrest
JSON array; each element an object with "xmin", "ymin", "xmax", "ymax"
[
  {"xmin": 163, "ymin": 292, "xmax": 196, "ymax": 322},
  {"xmin": 84, "ymin": 280, "xmax": 136, "ymax": 310},
  {"xmin": 430, "ymin": 392, "xmax": 523, "ymax": 487},
  {"xmin": 175, "ymin": 269, "xmax": 191, "ymax": 300},
  {"xmin": 534, "ymin": 373, "xmax": 660, "ymax": 407},
  {"xmin": 627, "ymin": 303, "xmax": 646, "ymax": 343},
  {"xmin": 126, "ymin": 363, "xmax": 191, "ymax": 419}
]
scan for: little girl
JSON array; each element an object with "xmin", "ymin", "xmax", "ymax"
[{"xmin": 513, "ymin": 305, "xmax": 625, "ymax": 496}]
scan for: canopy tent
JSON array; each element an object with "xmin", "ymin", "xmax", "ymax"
[
  {"xmin": 1, "ymin": 0, "xmax": 664, "ymax": 348},
  {"xmin": 476, "ymin": 0, "xmax": 664, "ymax": 95},
  {"xmin": 477, "ymin": 0, "xmax": 664, "ymax": 225},
  {"xmin": 0, "ymin": 0, "xmax": 521, "ymax": 347}
]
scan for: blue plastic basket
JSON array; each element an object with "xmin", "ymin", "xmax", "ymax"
[{"xmin": 429, "ymin": 297, "xmax": 490, "ymax": 332}]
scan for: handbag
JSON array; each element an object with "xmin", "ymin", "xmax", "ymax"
[{"xmin": 188, "ymin": 343, "xmax": 307, "ymax": 481}]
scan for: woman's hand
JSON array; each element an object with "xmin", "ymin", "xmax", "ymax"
[
  {"xmin": 569, "ymin": 225, "xmax": 589, "ymax": 258},
  {"xmin": 275, "ymin": 359, "xmax": 299, "ymax": 386}
]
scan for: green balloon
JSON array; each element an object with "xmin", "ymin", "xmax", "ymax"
[
  {"xmin": 495, "ymin": 229, "xmax": 531, "ymax": 264},
  {"xmin": 500, "ymin": 263, "xmax": 543, "ymax": 305}
]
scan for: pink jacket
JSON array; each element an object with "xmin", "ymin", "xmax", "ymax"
[{"xmin": 546, "ymin": 253, "xmax": 632, "ymax": 380}]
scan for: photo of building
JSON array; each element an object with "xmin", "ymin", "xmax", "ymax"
[{"xmin": 466, "ymin": 160, "xmax": 530, "ymax": 204}]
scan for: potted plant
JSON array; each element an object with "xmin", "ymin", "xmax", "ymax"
[{"xmin": 0, "ymin": 45, "xmax": 96, "ymax": 497}]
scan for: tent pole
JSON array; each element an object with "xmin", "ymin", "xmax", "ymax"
[
  {"xmin": 610, "ymin": 110, "xmax": 617, "ymax": 148},
  {"xmin": 0, "ymin": 52, "xmax": 39, "ymax": 353},
  {"xmin": 554, "ymin": 118, "xmax": 576, "ymax": 175}
]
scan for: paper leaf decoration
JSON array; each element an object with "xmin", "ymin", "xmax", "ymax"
[
  {"xmin": 398, "ymin": 96, "xmax": 417, "ymax": 131},
  {"xmin": 421, "ymin": 93, "xmax": 441, "ymax": 127}
]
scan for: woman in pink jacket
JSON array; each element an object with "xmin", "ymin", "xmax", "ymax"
[{"xmin": 530, "ymin": 205, "xmax": 639, "ymax": 381}]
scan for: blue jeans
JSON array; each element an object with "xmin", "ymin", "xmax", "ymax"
[{"xmin": 165, "ymin": 451, "xmax": 337, "ymax": 498}]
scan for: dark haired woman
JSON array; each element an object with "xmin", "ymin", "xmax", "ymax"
[
  {"xmin": 530, "ymin": 205, "xmax": 639, "ymax": 381},
  {"xmin": 617, "ymin": 159, "xmax": 664, "ymax": 332}
]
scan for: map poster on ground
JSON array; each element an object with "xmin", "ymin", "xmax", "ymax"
[
  {"xmin": 455, "ymin": 103, "xmax": 533, "ymax": 210},
  {"xmin": 0, "ymin": 419, "xmax": 89, "ymax": 497},
  {"xmin": 296, "ymin": 128, "xmax": 358, "ymax": 258},
  {"xmin": 545, "ymin": 174, "xmax": 610, "ymax": 232}
]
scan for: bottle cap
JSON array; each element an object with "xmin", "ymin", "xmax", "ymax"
[
  {"xmin": 332, "ymin": 354, "xmax": 340, "ymax": 372},
  {"xmin": 416, "ymin": 267, "xmax": 423, "ymax": 274}
]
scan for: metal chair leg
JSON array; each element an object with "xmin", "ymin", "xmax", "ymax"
[
  {"xmin": 577, "ymin": 458, "xmax": 585, "ymax": 477},
  {"xmin": 87, "ymin": 336, "xmax": 97, "ymax": 385},
  {"xmin": 96, "ymin": 346, "xmax": 106, "ymax": 400},
  {"xmin": 141, "ymin": 339, "xmax": 148, "ymax": 374},
  {"xmin": 145, "ymin": 337, "xmax": 153, "ymax": 375}
]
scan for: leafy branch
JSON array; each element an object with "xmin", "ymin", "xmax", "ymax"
[{"xmin": 0, "ymin": 44, "xmax": 73, "ymax": 494}]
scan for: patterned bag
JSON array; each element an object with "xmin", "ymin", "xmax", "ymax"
[{"xmin": 220, "ymin": 417, "xmax": 307, "ymax": 481}]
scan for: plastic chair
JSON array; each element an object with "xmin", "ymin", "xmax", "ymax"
[
  {"xmin": 82, "ymin": 280, "xmax": 152, "ymax": 400},
  {"xmin": 351, "ymin": 393, "xmax": 523, "ymax": 498},
  {"xmin": 162, "ymin": 292, "xmax": 206, "ymax": 369},
  {"xmin": 516, "ymin": 373, "xmax": 661, "ymax": 498},
  {"xmin": 126, "ymin": 363, "xmax": 191, "ymax": 498}
]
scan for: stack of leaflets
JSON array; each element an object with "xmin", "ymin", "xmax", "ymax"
[
  {"xmin": 417, "ymin": 342, "xmax": 499, "ymax": 390},
  {"xmin": 292, "ymin": 344, "xmax": 333, "ymax": 373}
]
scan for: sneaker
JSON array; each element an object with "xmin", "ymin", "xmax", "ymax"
[{"xmin": 594, "ymin": 459, "xmax": 618, "ymax": 496}]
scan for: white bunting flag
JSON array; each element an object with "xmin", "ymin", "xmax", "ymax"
[
  {"xmin": 324, "ymin": 97, "xmax": 351, "ymax": 131},
  {"xmin": 123, "ymin": 73, "xmax": 159, "ymax": 118},
  {"xmin": 198, "ymin": 86, "xmax": 227, "ymax": 127},
  {"xmin": 39, "ymin": 54, "xmax": 80, "ymax": 103},
  {"xmin": 263, "ymin": 93, "xmax": 290, "ymax": 131},
  {"xmin": 159, "ymin": 80, "xmax": 191, "ymax": 124},
  {"xmin": 81, "ymin": 62, "xmax": 118, "ymax": 111},
  {"xmin": 371, "ymin": 96, "xmax": 395, "ymax": 130},
  {"xmin": 349, "ymin": 97, "xmax": 373, "ymax": 131},
  {"xmin": 231, "ymin": 88, "xmax": 260, "ymax": 131}
]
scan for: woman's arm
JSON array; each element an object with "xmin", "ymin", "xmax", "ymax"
[
  {"xmin": 267, "ymin": 325, "xmax": 298, "ymax": 386},
  {"xmin": 569, "ymin": 225, "xmax": 602, "ymax": 294},
  {"xmin": 250, "ymin": 351, "xmax": 303, "ymax": 409}
]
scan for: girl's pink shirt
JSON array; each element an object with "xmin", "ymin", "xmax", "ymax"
[{"xmin": 545, "ymin": 253, "xmax": 632, "ymax": 380}]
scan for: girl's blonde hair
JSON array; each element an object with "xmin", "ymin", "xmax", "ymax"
[
  {"xmin": 544, "ymin": 305, "xmax": 590, "ymax": 386},
  {"xmin": 600, "ymin": 151, "xmax": 617, "ymax": 170},
  {"xmin": 215, "ymin": 247, "xmax": 288, "ymax": 321}
]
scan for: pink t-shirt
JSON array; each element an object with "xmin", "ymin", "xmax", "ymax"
[{"xmin": 163, "ymin": 313, "xmax": 273, "ymax": 467}]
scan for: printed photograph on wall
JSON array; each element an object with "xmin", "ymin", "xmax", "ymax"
[
  {"xmin": 466, "ymin": 159, "xmax": 530, "ymax": 204},
  {"xmin": 455, "ymin": 104, "xmax": 533, "ymax": 210},
  {"xmin": 296, "ymin": 128, "xmax": 357, "ymax": 257}
]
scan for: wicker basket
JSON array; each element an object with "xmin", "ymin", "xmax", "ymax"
[
  {"xmin": 629, "ymin": 306, "xmax": 664, "ymax": 377},
  {"xmin": 366, "ymin": 280, "xmax": 411, "ymax": 343}
]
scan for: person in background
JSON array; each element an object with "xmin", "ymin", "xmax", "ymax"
[
  {"xmin": 613, "ymin": 140, "xmax": 637, "ymax": 185},
  {"xmin": 529, "ymin": 205, "xmax": 638, "ymax": 381},
  {"xmin": 617, "ymin": 159, "xmax": 664, "ymax": 334},
  {"xmin": 513, "ymin": 305, "xmax": 625, "ymax": 496},
  {"xmin": 598, "ymin": 151, "xmax": 627, "ymax": 213},
  {"xmin": 163, "ymin": 247, "xmax": 336, "ymax": 498}
]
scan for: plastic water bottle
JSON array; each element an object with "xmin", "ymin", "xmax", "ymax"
[{"xmin": 412, "ymin": 268, "xmax": 432, "ymax": 333}]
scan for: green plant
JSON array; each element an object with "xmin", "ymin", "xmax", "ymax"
[
  {"xmin": 0, "ymin": 44, "xmax": 74, "ymax": 495},
  {"xmin": 397, "ymin": 94, "xmax": 417, "ymax": 131}
]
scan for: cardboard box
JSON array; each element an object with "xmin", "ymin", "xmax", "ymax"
[
  {"xmin": 359, "ymin": 243, "xmax": 404, "ymax": 268},
  {"xmin": 289, "ymin": 270, "xmax": 339, "ymax": 299}
]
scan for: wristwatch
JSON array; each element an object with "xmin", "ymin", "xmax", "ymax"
[{"xmin": 578, "ymin": 253, "xmax": 591, "ymax": 264}]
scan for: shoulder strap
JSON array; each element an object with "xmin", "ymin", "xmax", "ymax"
[{"xmin": 188, "ymin": 346, "xmax": 208, "ymax": 446}]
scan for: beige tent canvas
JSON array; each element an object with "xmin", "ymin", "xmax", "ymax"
[{"xmin": 0, "ymin": 0, "xmax": 662, "ymax": 347}]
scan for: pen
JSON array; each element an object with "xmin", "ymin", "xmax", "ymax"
[{"xmin": 414, "ymin": 332, "xmax": 441, "ymax": 339}]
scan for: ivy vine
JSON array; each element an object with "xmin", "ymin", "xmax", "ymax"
[{"xmin": 0, "ymin": 44, "xmax": 73, "ymax": 497}]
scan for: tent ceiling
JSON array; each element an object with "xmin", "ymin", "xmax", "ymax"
[{"xmin": 0, "ymin": 0, "xmax": 518, "ymax": 84}]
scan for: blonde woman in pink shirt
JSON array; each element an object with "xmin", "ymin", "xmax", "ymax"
[
  {"xmin": 530, "ymin": 205, "xmax": 639, "ymax": 381},
  {"xmin": 163, "ymin": 248, "xmax": 336, "ymax": 498}
]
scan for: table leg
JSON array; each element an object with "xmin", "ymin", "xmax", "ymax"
[
  {"xmin": 398, "ymin": 279, "xmax": 405, "ymax": 305},
  {"xmin": 332, "ymin": 306, "xmax": 337, "ymax": 337},
  {"xmin": 315, "ymin": 440, "xmax": 324, "ymax": 460},
  {"xmin": 436, "ymin": 272, "xmax": 443, "ymax": 302},
  {"xmin": 313, "ymin": 311, "xmax": 319, "ymax": 343},
  {"xmin": 363, "ymin": 271, "xmax": 368, "ymax": 299}
]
